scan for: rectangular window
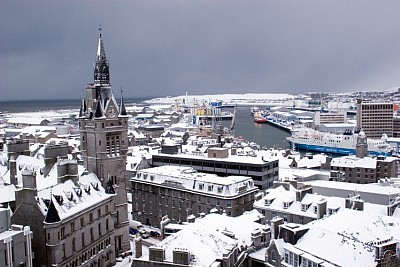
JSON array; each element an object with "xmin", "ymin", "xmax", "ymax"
[
  {"xmin": 106, "ymin": 219, "xmax": 109, "ymax": 231},
  {"xmin": 81, "ymin": 232, "xmax": 85, "ymax": 247},
  {"xmin": 61, "ymin": 227, "xmax": 65, "ymax": 239},
  {"xmin": 72, "ymin": 237, "xmax": 76, "ymax": 252},
  {"xmin": 71, "ymin": 221, "xmax": 75, "ymax": 232}
]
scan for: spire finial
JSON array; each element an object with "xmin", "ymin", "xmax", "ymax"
[
  {"xmin": 120, "ymin": 86, "xmax": 124, "ymax": 97},
  {"xmin": 98, "ymin": 24, "xmax": 102, "ymax": 37}
]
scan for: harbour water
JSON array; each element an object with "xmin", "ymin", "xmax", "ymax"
[
  {"xmin": 0, "ymin": 99, "xmax": 291, "ymax": 149},
  {"xmin": 231, "ymin": 106, "xmax": 291, "ymax": 149}
]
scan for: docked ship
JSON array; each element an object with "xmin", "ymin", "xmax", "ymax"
[
  {"xmin": 286, "ymin": 127, "xmax": 393, "ymax": 156},
  {"xmin": 254, "ymin": 111, "xmax": 268, "ymax": 123}
]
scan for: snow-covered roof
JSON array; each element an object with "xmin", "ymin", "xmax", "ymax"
[
  {"xmin": 305, "ymin": 180, "xmax": 400, "ymax": 196},
  {"xmin": 138, "ymin": 212, "xmax": 267, "ymax": 265},
  {"xmin": 254, "ymin": 185, "xmax": 389, "ymax": 218},
  {"xmin": 36, "ymin": 169, "xmax": 112, "ymax": 221},
  {"xmin": 294, "ymin": 209, "xmax": 400, "ymax": 266},
  {"xmin": 133, "ymin": 166, "xmax": 257, "ymax": 197},
  {"xmin": 154, "ymin": 147, "xmax": 278, "ymax": 165},
  {"xmin": 0, "ymin": 181, "xmax": 16, "ymax": 204},
  {"xmin": 330, "ymin": 155, "xmax": 377, "ymax": 169}
]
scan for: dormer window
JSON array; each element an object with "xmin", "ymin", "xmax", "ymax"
[
  {"xmin": 208, "ymin": 185, "xmax": 213, "ymax": 192},
  {"xmin": 283, "ymin": 201, "xmax": 292, "ymax": 209},
  {"xmin": 143, "ymin": 174, "xmax": 148, "ymax": 180},
  {"xmin": 301, "ymin": 204, "xmax": 310, "ymax": 212},
  {"xmin": 217, "ymin": 186, "xmax": 223, "ymax": 193},
  {"xmin": 313, "ymin": 206, "xmax": 318, "ymax": 214},
  {"xmin": 199, "ymin": 183, "xmax": 204, "ymax": 190},
  {"xmin": 150, "ymin": 175, "xmax": 155, "ymax": 181},
  {"xmin": 328, "ymin": 208, "xmax": 339, "ymax": 215},
  {"xmin": 137, "ymin": 173, "xmax": 142, "ymax": 178},
  {"xmin": 264, "ymin": 199, "xmax": 274, "ymax": 206}
]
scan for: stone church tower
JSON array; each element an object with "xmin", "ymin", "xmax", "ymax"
[{"xmin": 78, "ymin": 30, "xmax": 129, "ymax": 253}]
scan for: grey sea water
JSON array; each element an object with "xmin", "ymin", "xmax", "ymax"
[
  {"xmin": 0, "ymin": 99, "xmax": 290, "ymax": 149},
  {"xmin": 230, "ymin": 106, "xmax": 290, "ymax": 149}
]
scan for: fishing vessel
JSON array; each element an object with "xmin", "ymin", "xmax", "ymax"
[
  {"xmin": 254, "ymin": 111, "xmax": 268, "ymax": 123},
  {"xmin": 286, "ymin": 127, "xmax": 393, "ymax": 156},
  {"xmin": 250, "ymin": 106, "xmax": 260, "ymax": 115}
]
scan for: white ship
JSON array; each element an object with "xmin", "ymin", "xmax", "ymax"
[{"xmin": 286, "ymin": 127, "xmax": 393, "ymax": 156}]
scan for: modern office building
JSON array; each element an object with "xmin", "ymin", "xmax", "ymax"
[
  {"xmin": 313, "ymin": 110, "xmax": 347, "ymax": 126},
  {"xmin": 393, "ymin": 115, "xmax": 400, "ymax": 138},
  {"xmin": 151, "ymin": 146, "xmax": 279, "ymax": 190},
  {"xmin": 356, "ymin": 99, "xmax": 394, "ymax": 138},
  {"xmin": 131, "ymin": 165, "xmax": 258, "ymax": 226}
]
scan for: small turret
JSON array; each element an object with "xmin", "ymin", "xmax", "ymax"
[
  {"xmin": 78, "ymin": 98, "xmax": 86, "ymax": 118},
  {"xmin": 119, "ymin": 97, "xmax": 127, "ymax": 116},
  {"xmin": 44, "ymin": 198, "xmax": 61, "ymax": 223},
  {"xmin": 356, "ymin": 130, "xmax": 368, "ymax": 158}
]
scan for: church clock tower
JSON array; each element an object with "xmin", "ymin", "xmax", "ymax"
[{"xmin": 78, "ymin": 29, "xmax": 129, "ymax": 254}]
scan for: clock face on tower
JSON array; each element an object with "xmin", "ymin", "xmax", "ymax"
[{"xmin": 107, "ymin": 106, "xmax": 116, "ymax": 118}]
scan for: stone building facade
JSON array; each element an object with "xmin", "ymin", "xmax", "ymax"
[
  {"xmin": 10, "ymin": 142, "xmax": 118, "ymax": 267},
  {"xmin": 330, "ymin": 155, "xmax": 397, "ymax": 184},
  {"xmin": 78, "ymin": 30, "xmax": 129, "ymax": 254},
  {"xmin": 131, "ymin": 165, "xmax": 258, "ymax": 226},
  {"xmin": 0, "ymin": 208, "xmax": 33, "ymax": 267}
]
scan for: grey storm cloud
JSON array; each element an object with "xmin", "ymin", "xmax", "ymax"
[{"xmin": 1, "ymin": 0, "xmax": 400, "ymax": 101}]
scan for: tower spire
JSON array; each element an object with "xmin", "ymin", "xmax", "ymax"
[{"xmin": 94, "ymin": 25, "xmax": 110, "ymax": 84}]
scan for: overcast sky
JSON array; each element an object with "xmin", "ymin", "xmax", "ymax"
[{"xmin": 1, "ymin": 1, "xmax": 400, "ymax": 101}]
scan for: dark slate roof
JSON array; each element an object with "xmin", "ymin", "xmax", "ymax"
[
  {"xmin": 119, "ymin": 97, "xmax": 127, "ymax": 116},
  {"xmin": 94, "ymin": 101, "xmax": 104, "ymax": 118},
  {"xmin": 44, "ymin": 199, "xmax": 61, "ymax": 223}
]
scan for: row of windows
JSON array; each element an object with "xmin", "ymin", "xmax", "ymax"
[
  {"xmin": 361, "ymin": 104, "xmax": 393, "ymax": 110},
  {"xmin": 331, "ymin": 166, "xmax": 375, "ymax": 173},
  {"xmin": 153, "ymin": 156, "xmax": 275, "ymax": 172},
  {"xmin": 55, "ymin": 205, "xmax": 109, "ymax": 241},
  {"xmin": 64, "ymin": 237, "xmax": 112, "ymax": 267}
]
